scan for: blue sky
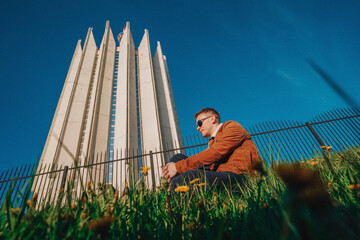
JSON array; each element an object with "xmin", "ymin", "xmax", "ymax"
[{"xmin": 0, "ymin": 0, "xmax": 359, "ymax": 170}]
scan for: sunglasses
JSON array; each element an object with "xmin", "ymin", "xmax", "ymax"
[{"xmin": 196, "ymin": 116, "xmax": 212, "ymax": 127}]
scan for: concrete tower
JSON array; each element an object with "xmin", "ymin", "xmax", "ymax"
[{"xmin": 35, "ymin": 21, "xmax": 184, "ymax": 194}]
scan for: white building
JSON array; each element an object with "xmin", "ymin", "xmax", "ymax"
[{"xmin": 35, "ymin": 21, "xmax": 184, "ymax": 194}]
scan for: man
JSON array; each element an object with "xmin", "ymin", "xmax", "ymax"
[{"xmin": 162, "ymin": 107, "xmax": 259, "ymax": 189}]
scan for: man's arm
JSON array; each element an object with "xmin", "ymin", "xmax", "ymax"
[{"xmin": 175, "ymin": 121, "xmax": 249, "ymax": 174}]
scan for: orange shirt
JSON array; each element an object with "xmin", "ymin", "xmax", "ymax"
[{"xmin": 175, "ymin": 121, "xmax": 259, "ymax": 174}]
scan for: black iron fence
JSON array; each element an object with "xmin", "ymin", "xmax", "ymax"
[{"xmin": 0, "ymin": 107, "xmax": 359, "ymax": 206}]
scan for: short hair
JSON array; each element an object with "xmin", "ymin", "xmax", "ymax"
[{"xmin": 194, "ymin": 107, "xmax": 220, "ymax": 122}]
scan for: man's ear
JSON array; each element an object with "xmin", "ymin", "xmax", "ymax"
[{"xmin": 211, "ymin": 115, "xmax": 216, "ymax": 124}]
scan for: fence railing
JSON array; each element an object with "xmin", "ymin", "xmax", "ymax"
[{"xmin": 0, "ymin": 107, "xmax": 359, "ymax": 206}]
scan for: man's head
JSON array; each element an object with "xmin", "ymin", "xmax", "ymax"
[{"xmin": 194, "ymin": 108, "xmax": 221, "ymax": 137}]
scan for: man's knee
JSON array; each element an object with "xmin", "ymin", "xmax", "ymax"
[{"xmin": 169, "ymin": 153, "xmax": 188, "ymax": 163}]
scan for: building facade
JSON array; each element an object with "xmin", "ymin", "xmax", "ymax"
[{"xmin": 35, "ymin": 21, "xmax": 184, "ymax": 193}]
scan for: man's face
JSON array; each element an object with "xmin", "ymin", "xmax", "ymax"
[{"xmin": 196, "ymin": 113, "xmax": 214, "ymax": 138}]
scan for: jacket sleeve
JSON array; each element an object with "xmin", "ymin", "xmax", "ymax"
[{"xmin": 175, "ymin": 121, "xmax": 248, "ymax": 174}]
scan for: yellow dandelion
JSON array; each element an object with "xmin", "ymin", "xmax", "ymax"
[
  {"xmin": 327, "ymin": 146, "xmax": 333, "ymax": 151},
  {"xmin": 81, "ymin": 212, "xmax": 88, "ymax": 218},
  {"xmin": 71, "ymin": 202, "xmax": 76, "ymax": 210},
  {"xmin": 59, "ymin": 188, "xmax": 64, "ymax": 193},
  {"xmin": 222, "ymin": 202, "xmax": 227, "ymax": 208},
  {"xmin": 306, "ymin": 160, "xmax": 312, "ymax": 164},
  {"xmin": 125, "ymin": 182, "xmax": 128, "ymax": 188},
  {"xmin": 263, "ymin": 202, "xmax": 269, "ymax": 209},
  {"xmin": 347, "ymin": 184, "xmax": 360, "ymax": 190},
  {"xmin": 328, "ymin": 182, "xmax": 332, "ymax": 187},
  {"xmin": 155, "ymin": 186, "xmax": 161, "ymax": 189},
  {"xmin": 197, "ymin": 183, "xmax": 205, "ymax": 187},
  {"xmin": 174, "ymin": 185, "xmax": 189, "ymax": 193},
  {"xmin": 310, "ymin": 161, "xmax": 318, "ymax": 166},
  {"xmin": 320, "ymin": 146, "xmax": 327, "ymax": 150},
  {"xmin": 189, "ymin": 178, "xmax": 200, "ymax": 184},
  {"xmin": 114, "ymin": 190, "xmax": 119, "ymax": 199},
  {"xmin": 87, "ymin": 181, "xmax": 93, "ymax": 187},
  {"xmin": 27, "ymin": 200, "xmax": 31, "ymax": 206},
  {"xmin": 140, "ymin": 166, "xmax": 151, "ymax": 174},
  {"xmin": 32, "ymin": 193, "xmax": 38, "ymax": 199},
  {"xmin": 239, "ymin": 204, "xmax": 244, "ymax": 210},
  {"xmin": 300, "ymin": 161, "xmax": 305, "ymax": 164}
]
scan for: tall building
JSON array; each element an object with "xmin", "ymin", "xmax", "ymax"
[{"xmin": 35, "ymin": 21, "xmax": 184, "ymax": 193}]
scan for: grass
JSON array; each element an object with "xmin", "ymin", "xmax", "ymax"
[{"xmin": 1, "ymin": 146, "xmax": 360, "ymax": 239}]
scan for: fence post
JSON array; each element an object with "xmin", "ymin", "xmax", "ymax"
[
  {"xmin": 60, "ymin": 166, "xmax": 68, "ymax": 190},
  {"xmin": 305, "ymin": 122, "xmax": 326, "ymax": 147},
  {"xmin": 149, "ymin": 151, "xmax": 156, "ymax": 190}
]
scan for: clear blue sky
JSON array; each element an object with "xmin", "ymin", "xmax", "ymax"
[{"xmin": 0, "ymin": 0, "xmax": 359, "ymax": 170}]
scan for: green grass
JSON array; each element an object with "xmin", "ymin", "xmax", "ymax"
[{"xmin": 1, "ymin": 146, "xmax": 360, "ymax": 239}]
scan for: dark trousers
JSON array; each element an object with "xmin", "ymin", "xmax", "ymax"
[{"xmin": 169, "ymin": 153, "xmax": 245, "ymax": 190}]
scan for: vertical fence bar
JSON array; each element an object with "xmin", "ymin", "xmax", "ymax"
[
  {"xmin": 305, "ymin": 122, "xmax": 325, "ymax": 147},
  {"xmin": 60, "ymin": 166, "xmax": 69, "ymax": 190},
  {"xmin": 149, "ymin": 151, "xmax": 155, "ymax": 190}
]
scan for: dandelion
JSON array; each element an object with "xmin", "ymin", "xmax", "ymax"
[
  {"xmin": 321, "ymin": 145, "xmax": 333, "ymax": 151},
  {"xmin": 81, "ymin": 212, "xmax": 88, "ymax": 218},
  {"xmin": 328, "ymin": 182, "xmax": 332, "ymax": 187},
  {"xmin": 27, "ymin": 200, "xmax": 32, "ymax": 206},
  {"xmin": 32, "ymin": 193, "xmax": 38, "ymax": 199},
  {"xmin": 155, "ymin": 186, "xmax": 161, "ymax": 189},
  {"xmin": 222, "ymin": 202, "xmax": 227, "ymax": 208},
  {"xmin": 174, "ymin": 185, "xmax": 189, "ymax": 193},
  {"xmin": 197, "ymin": 183, "xmax": 205, "ymax": 187},
  {"xmin": 239, "ymin": 204, "xmax": 244, "ymax": 210},
  {"xmin": 140, "ymin": 166, "xmax": 151, "ymax": 174},
  {"xmin": 11, "ymin": 208, "xmax": 20, "ymax": 213},
  {"xmin": 59, "ymin": 188, "xmax": 64, "ymax": 193},
  {"xmin": 348, "ymin": 184, "xmax": 360, "ymax": 190},
  {"xmin": 310, "ymin": 161, "xmax": 318, "ymax": 166},
  {"xmin": 114, "ymin": 190, "xmax": 119, "ymax": 199},
  {"xmin": 71, "ymin": 202, "xmax": 76, "ymax": 210},
  {"xmin": 262, "ymin": 202, "xmax": 269, "ymax": 209},
  {"xmin": 189, "ymin": 178, "xmax": 200, "ymax": 184},
  {"xmin": 87, "ymin": 181, "xmax": 93, "ymax": 187}
]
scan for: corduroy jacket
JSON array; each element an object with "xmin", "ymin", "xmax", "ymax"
[{"xmin": 175, "ymin": 121, "xmax": 259, "ymax": 175}]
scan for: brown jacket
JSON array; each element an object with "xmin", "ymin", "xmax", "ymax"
[{"xmin": 175, "ymin": 121, "xmax": 259, "ymax": 174}]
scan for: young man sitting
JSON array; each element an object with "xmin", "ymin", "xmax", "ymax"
[{"xmin": 162, "ymin": 107, "xmax": 259, "ymax": 189}]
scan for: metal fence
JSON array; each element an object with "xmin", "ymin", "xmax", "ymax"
[{"xmin": 0, "ymin": 107, "xmax": 359, "ymax": 206}]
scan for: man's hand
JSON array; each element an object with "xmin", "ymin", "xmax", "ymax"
[{"xmin": 162, "ymin": 162, "xmax": 178, "ymax": 183}]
